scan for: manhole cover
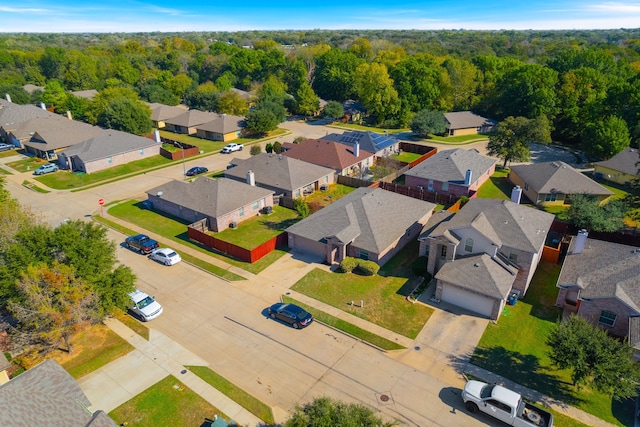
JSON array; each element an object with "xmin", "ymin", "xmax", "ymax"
[
  {"xmin": 181, "ymin": 369, "xmax": 187, "ymax": 374},
  {"xmin": 379, "ymin": 394, "xmax": 389, "ymax": 402},
  {"xmin": 414, "ymin": 346, "xmax": 421, "ymax": 351}
]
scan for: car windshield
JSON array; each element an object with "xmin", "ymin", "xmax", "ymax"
[
  {"xmin": 137, "ymin": 296, "xmax": 154, "ymax": 309},
  {"xmin": 480, "ymin": 384, "xmax": 494, "ymax": 399},
  {"xmin": 166, "ymin": 251, "xmax": 178, "ymax": 257}
]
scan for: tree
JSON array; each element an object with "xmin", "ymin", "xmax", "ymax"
[
  {"xmin": 250, "ymin": 145, "xmax": 261, "ymax": 156},
  {"xmin": 410, "ymin": 110, "xmax": 446, "ymax": 137},
  {"xmin": 294, "ymin": 82, "xmax": 320, "ymax": 117},
  {"xmin": 216, "ymin": 90, "xmax": 249, "ymax": 116},
  {"xmin": 313, "ymin": 49, "xmax": 363, "ymax": 102},
  {"xmin": 494, "ymin": 64, "xmax": 558, "ymax": 121},
  {"xmin": 272, "ymin": 141, "xmax": 282, "ymax": 154},
  {"xmin": 245, "ymin": 108, "xmax": 278, "ymax": 134},
  {"xmin": 582, "ymin": 115, "xmax": 631, "ymax": 161},
  {"xmin": 293, "ymin": 198, "xmax": 310, "ymax": 218},
  {"xmin": 9, "ymin": 263, "xmax": 98, "ymax": 354},
  {"xmin": 323, "ymin": 100, "xmax": 344, "ymax": 121},
  {"xmin": 98, "ymin": 97, "xmax": 152, "ymax": 135},
  {"xmin": 487, "ymin": 116, "xmax": 551, "ymax": 167},
  {"xmin": 284, "ymin": 396, "xmax": 395, "ymax": 427},
  {"xmin": 547, "ymin": 315, "xmax": 640, "ymax": 400},
  {"xmin": 185, "ymin": 82, "xmax": 218, "ymax": 111},
  {"xmin": 566, "ymin": 194, "xmax": 626, "ymax": 232},
  {"xmin": 441, "ymin": 57, "xmax": 480, "ymax": 111},
  {"xmin": 353, "ymin": 62, "xmax": 399, "ymax": 124},
  {"xmin": 41, "ymin": 80, "xmax": 68, "ymax": 112}
]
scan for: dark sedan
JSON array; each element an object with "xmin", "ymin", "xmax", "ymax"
[
  {"xmin": 185, "ymin": 166, "xmax": 208, "ymax": 176},
  {"xmin": 268, "ymin": 302, "xmax": 313, "ymax": 329}
]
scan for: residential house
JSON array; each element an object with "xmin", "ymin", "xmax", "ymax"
[
  {"xmin": 0, "ymin": 359, "xmax": 117, "ymax": 426},
  {"xmin": 58, "ymin": 130, "xmax": 161, "ymax": 173},
  {"xmin": 147, "ymin": 103, "xmax": 188, "ymax": 129},
  {"xmin": 195, "ymin": 114, "xmax": 244, "ymax": 142},
  {"xmin": 322, "ymin": 131, "xmax": 399, "ymax": 157},
  {"xmin": 70, "ymin": 89, "xmax": 98, "ymax": 100},
  {"xmin": 224, "ymin": 153, "xmax": 336, "ymax": 198},
  {"xmin": 593, "ymin": 147, "xmax": 640, "ymax": 186},
  {"xmin": 420, "ymin": 198, "xmax": 554, "ymax": 319},
  {"xmin": 443, "ymin": 111, "xmax": 497, "ymax": 136},
  {"xmin": 22, "ymin": 84, "xmax": 44, "ymax": 94},
  {"xmin": 0, "ymin": 98, "xmax": 54, "ymax": 143},
  {"xmin": 555, "ymin": 232, "xmax": 640, "ymax": 347},
  {"xmin": 146, "ymin": 177, "xmax": 275, "ymax": 232},
  {"xmin": 509, "ymin": 161, "xmax": 613, "ymax": 205},
  {"xmin": 281, "ymin": 138, "xmax": 375, "ymax": 176},
  {"xmin": 164, "ymin": 110, "xmax": 219, "ymax": 135},
  {"xmin": 286, "ymin": 187, "xmax": 436, "ymax": 266},
  {"xmin": 404, "ymin": 148, "xmax": 496, "ymax": 197},
  {"xmin": 342, "ymin": 100, "xmax": 365, "ymax": 123}
]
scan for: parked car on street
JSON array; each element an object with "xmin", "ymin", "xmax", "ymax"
[
  {"xmin": 268, "ymin": 302, "xmax": 313, "ymax": 329},
  {"xmin": 125, "ymin": 234, "xmax": 159, "ymax": 254},
  {"xmin": 149, "ymin": 247, "xmax": 182, "ymax": 266},
  {"xmin": 128, "ymin": 289, "xmax": 163, "ymax": 321},
  {"xmin": 33, "ymin": 163, "xmax": 59, "ymax": 175},
  {"xmin": 221, "ymin": 143, "xmax": 243, "ymax": 153},
  {"xmin": 0, "ymin": 143, "xmax": 14, "ymax": 152},
  {"xmin": 186, "ymin": 166, "xmax": 208, "ymax": 176}
]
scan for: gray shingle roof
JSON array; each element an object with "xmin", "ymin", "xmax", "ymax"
[
  {"xmin": 148, "ymin": 103, "xmax": 189, "ymax": 122},
  {"xmin": 70, "ymin": 89, "xmax": 98, "ymax": 99},
  {"xmin": 164, "ymin": 110, "xmax": 220, "ymax": 127},
  {"xmin": 405, "ymin": 148, "xmax": 496, "ymax": 184},
  {"xmin": 429, "ymin": 198, "xmax": 554, "ymax": 253},
  {"xmin": 435, "ymin": 253, "xmax": 517, "ymax": 299},
  {"xmin": 146, "ymin": 177, "xmax": 274, "ymax": 217},
  {"xmin": 0, "ymin": 359, "xmax": 117, "ymax": 426},
  {"xmin": 196, "ymin": 114, "xmax": 244, "ymax": 134},
  {"xmin": 594, "ymin": 147, "xmax": 640, "ymax": 176},
  {"xmin": 0, "ymin": 100, "xmax": 55, "ymax": 131},
  {"xmin": 224, "ymin": 153, "xmax": 335, "ymax": 192},
  {"xmin": 286, "ymin": 187, "xmax": 435, "ymax": 253},
  {"xmin": 510, "ymin": 161, "xmax": 613, "ymax": 196},
  {"xmin": 22, "ymin": 118, "xmax": 105, "ymax": 151},
  {"xmin": 322, "ymin": 131, "xmax": 397, "ymax": 154},
  {"xmin": 444, "ymin": 111, "xmax": 496, "ymax": 130},
  {"xmin": 0, "ymin": 352, "xmax": 9, "ymax": 371},
  {"xmin": 60, "ymin": 130, "xmax": 160, "ymax": 162}
]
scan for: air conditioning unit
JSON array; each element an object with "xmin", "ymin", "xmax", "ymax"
[{"xmin": 229, "ymin": 222, "xmax": 238, "ymax": 229}]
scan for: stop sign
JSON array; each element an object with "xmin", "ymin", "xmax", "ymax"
[{"xmin": 98, "ymin": 198, "xmax": 105, "ymax": 206}]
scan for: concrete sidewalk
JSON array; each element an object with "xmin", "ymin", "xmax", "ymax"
[{"xmin": 78, "ymin": 318, "xmax": 263, "ymax": 426}]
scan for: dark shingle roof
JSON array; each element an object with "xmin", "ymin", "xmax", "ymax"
[
  {"xmin": 444, "ymin": 111, "xmax": 496, "ymax": 130},
  {"xmin": 281, "ymin": 138, "xmax": 374, "ymax": 171},
  {"xmin": 196, "ymin": 114, "xmax": 244, "ymax": 134},
  {"xmin": 0, "ymin": 100, "xmax": 55, "ymax": 131},
  {"xmin": 435, "ymin": 253, "xmax": 517, "ymax": 299},
  {"xmin": 405, "ymin": 148, "xmax": 496, "ymax": 185},
  {"xmin": 510, "ymin": 161, "xmax": 613, "ymax": 196},
  {"xmin": 147, "ymin": 177, "xmax": 274, "ymax": 217},
  {"xmin": 164, "ymin": 110, "xmax": 219, "ymax": 128},
  {"xmin": 22, "ymin": 119, "xmax": 105, "ymax": 151},
  {"xmin": 322, "ymin": 131, "xmax": 396, "ymax": 154},
  {"xmin": 286, "ymin": 187, "xmax": 435, "ymax": 253},
  {"xmin": 148, "ymin": 103, "xmax": 189, "ymax": 122},
  {"xmin": 0, "ymin": 359, "xmax": 117, "ymax": 426},
  {"xmin": 60, "ymin": 130, "xmax": 160, "ymax": 163},
  {"xmin": 594, "ymin": 147, "xmax": 640, "ymax": 176}
]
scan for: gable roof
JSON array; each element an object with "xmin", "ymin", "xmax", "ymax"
[
  {"xmin": 164, "ymin": 109, "xmax": 219, "ymax": 128},
  {"xmin": 60, "ymin": 130, "xmax": 160, "ymax": 162},
  {"xmin": 70, "ymin": 89, "xmax": 98, "ymax": 99},
  {"xmin": 405, "ymin": 148, "xmax": 496, "ymax": 184},
  {"xmin": 0, "ymin": 100, "xmax": 55, "ymax": 132},
  {"xmin": 22, "ymin": 118, "xmax": 105, "ymax": 151},
  {"xmin": 229, "ymin": 88, "xmax": 252, "ymax": 100},
  {"xmin": 0, "ymin": 359, "xmax": 117, "ymax": 426},
  {"xmin": 147, "ymin": 103, "xmax": 189, "ymax": 122},
  {"xmin": 22, "ymin": 84, "xmax": 44, "ymax": 94},
  {"xmin": 444, "ymin": 111, "xmax": 496, "ymax": 130},
  {"xmin": 224, "ymin": 153, "xmax": 335, "ymax": 192},
  {"xmin": 281, "ymin": 138, "xmax": 374, "ymax": 171},
  {"xmin": 6, "ymin": 114, "xmax": 74, "ymax": 141},
  {"xmin": 435, "ymin": 253, "xmax": 517, "ymax": 299},
  {"xmin": 196, "ymin": 114, "xmax": 244, "ymax": 134},
  {"xmin": 286, "ymin": 187, "xmax": 435, "ymax": 254},
  {"xmin": 594, "ymin": 147, "xmax": 640, "ymax": 176},
  {"xmin": 427, "ymin": 198, "xmax": 554, "ymax": 253},
  {"xmin": 510, "ymin": 161, "xmax": 613, "ymax": 196},
  {"xmin": 322, "ymin": 131, "xmax": 397, "ymax": 154},
  {"xmin": 147, "ymin": 177, "xmax": 274, "ymax": 217}
]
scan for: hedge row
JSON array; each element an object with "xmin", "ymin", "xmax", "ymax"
[{"xmin": 338, "ymin": 257, "xmax": 380, "ymax": 276}]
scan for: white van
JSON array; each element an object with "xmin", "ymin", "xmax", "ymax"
[{"xmin": 128, "ymin": 289, "xmax": 163, "ymax": 321}]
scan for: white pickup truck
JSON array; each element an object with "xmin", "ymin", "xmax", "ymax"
[
  {"xmin": 462, "ymin": 380, "xmax": 553, "ymax": 427},
  {"xmin": 221, "ymin": 143, "xmax": 244, "ymax": 153}
]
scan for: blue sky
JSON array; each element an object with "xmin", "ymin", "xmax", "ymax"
[{"xmin": 1, "ymin": 1, "xmax": 639, "ymax": 33}]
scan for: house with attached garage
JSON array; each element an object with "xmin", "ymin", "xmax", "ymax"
[
  {"xmin": 322, "ymin": 130, "xmax": 399, "ymax": 158},
  {"xmin": 555, "ymin": 231, "xmax": 640, "ymax": 355},
  {"xmin": 404, "ymin": 148, "xmax": 496, "ymax": 197},
  {"xmin": 443, "ymin": 111, "xmax": 497, "ymax": 136},
  {"xmin": 195, "ymin": 113, "xmax": 244, "ymax": 142},
  {"xmin": 146, "ymin": 177, "xmax": 274, "ymax": 232},
  {"xmin": 224, "ymin": 152, "xmax": 336, "ymax": 198},
  {"xmin": 163, "ymin": 109, "xmax": 220, "ymax": 135},
  {"xmin": 508, "ymin": 161, "xmax": 613, "ymax": 205},
  {"xmin": 147, "ymin": 102, "xmax": 188, "ymax": 129},
  {"xmin": 419, "ymin": 198, "xmax": 554, "ymax": 320},
  {"xmin": 592, "ymin": 146, "xmax": 640, "ymax": 186},
  {"xmin": 0, "ymin": 98, "xmax": 56, "ymax": 144},
  {"xmin": 286, "ymin": 187, "xmax": 436, "ymax": 266},
  {"xmin": 281, "ymin": 138, "xmax": 375, "ymax": 177}
]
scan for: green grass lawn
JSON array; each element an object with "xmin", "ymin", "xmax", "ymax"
[
  {"xmin": 22, "ymin": 179, "xmax": 50, "ymax": 193},
  {"xmin": 427, "ymin": 134, "xmax": 489, "ymax": 143},
  {"xmin": 109, "ymin": 375, "xmax": 225, "ymax": 427},
  {"xmin": 186, "ymin": 366, "xmax": 274, "ymax": 424},
  {"xmin": 304, "ymin": 183, "xmax": 357, "ymax": 207},
  {"xmin": 328, "ymin": 122, "xmax": 407, "ymax": 134},
  {"xmin": 476, "ymin": 168, "xmax": 511, "ymax": 200},
  {"xmin": 159, "ymin": 128, "xmax": 287, "ymax": 154},
  {"xmin": 0, "ymin": 149, "xmax": 19, "ymax": 159},
  {"xmin": 113, "ymin": 309, "xmax": 150, "ymax": 340},
  {"xmin": 470, "ymin": 261, "xmax": 633, "ymax": 426},
  {"xmin": 390, "ymin": 151, "xmax": 422, "ymax": 163},
  {"xmin": 291, "ymin": 241, "xmax": 433, "ymax": 339},
  {"xmin": 7, "ymin": 156, "xmax": 50, "ymax": 172}
]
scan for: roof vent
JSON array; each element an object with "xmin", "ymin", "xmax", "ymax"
[{"xmin": 473, "ymin": 263, "xmax": 480, "ymax": 267}]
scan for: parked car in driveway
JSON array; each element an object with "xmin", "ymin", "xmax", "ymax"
[
  {"xmin": 128, "ymin": 289, "xmax": 163, "ymax": 321},
  {"xmin": 186, "ymin": 166, "xmax": 208, "ymax": 176},
  {"xmin": 0, "ymin": 143, "xmax": 14, "ymax": 152},
  {"xmin": 33, "ymin": 163, "xmax": 59, "ymax": 175},
  {"xmin": 149, "ymin": 247, "xmax": 181, "ymax": 265},
  {"xmin": 268, "ymin": 302, "xmax": 313, "ymax": 329},
  {"xmin": 125, "ymin": 234, "xmax": 159, "ymax": 254},
  {"xmin": 221, "ymin": 143, "xmax": 243, "ymax": 153}
]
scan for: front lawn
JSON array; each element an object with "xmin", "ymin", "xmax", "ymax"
[
  {"xmin": 7, "ymin": 156, "xmax": 49, "ymax": 173},
  {"xmin": 470, "ymin": 261, "xmax": 633, "ymax": 426},
  {"xmin": 109, "ymin": 375, "xmax": 225, "ymax": 427},
  {"xmin": 291, "ymin": 241, "xmax": 433, "ymax": 339},
  {"xmin": 428, "ymin": 134, "xmax": 489, "ymax": 143},
  {"xmin": 159, "ymin": 129, "xmax": 286, "ymax": 154}
]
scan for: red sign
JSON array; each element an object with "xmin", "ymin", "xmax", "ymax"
[{"xmin": 98, "ymin": 198, "xmax": 105, "ymax": 206}]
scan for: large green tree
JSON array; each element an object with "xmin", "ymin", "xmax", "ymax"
[
  {"xmin": 566, "ymin": 194, "xmax": 626, "ymax": 232},
  {"xmin": 547, "ymin": 315, "xmax": 640, "ymax": 400},
  {"xmin": 353, "ymin": 62, "xmax": 399, "ymax": 125},
  {"xmin": 410, "ymin": 110, "xmax": 446, "ymax": 137},
  {"xmin": 582, "ymin": 115, "xmax": 631, "ymax": 161},
  {"xmin": 216, "ymin": 90, "xmax": 249, "ymax": 116},
  {"xmin": 284, "ymin": 396, "xmax": 396, "ymax": 427},
  {"xmin": 98, "ymin": 97, "xmax": 152, "ymax": 135},
  {"xmin": 323, "ymin": 100, "xmax": 344, "ymax": 121},
  {"xmin": 294, "ymin": 82, "xmax": 320, "ymax": 117},
  {"xmin": 487, "ymin": 116, "xmax": 552, "ymax": 167}
]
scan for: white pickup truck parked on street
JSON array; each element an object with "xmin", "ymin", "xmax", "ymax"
[
  {"xmin": 221, "ymin": 143, "xmax": 244, "ymax": 153},
  {"xmin": 462, "ymin": 380, "xmax": 553, "ymax": 427}
]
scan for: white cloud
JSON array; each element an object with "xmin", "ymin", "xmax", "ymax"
[
  {"xmin": 0, "ymin": 6, "xmax": 50, "ymax": 13},
  {"xmin": 586, "ymin": 2, "xmax": 640, "ymax": 13}
]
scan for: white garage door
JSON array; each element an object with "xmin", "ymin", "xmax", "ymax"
[{"xmin": 441, "ymin": 285, "xmax": 495, "ymax": 318}]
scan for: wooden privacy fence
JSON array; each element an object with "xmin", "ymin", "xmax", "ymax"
[
  {"xmin": 159, "ymin": 138, "xmax": 201, "ymax": 160},
  {"xmin": 378, "ymin": 181, "xmax": 460, "ymax": 206}
]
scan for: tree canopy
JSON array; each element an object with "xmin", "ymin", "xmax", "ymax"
[
  {"xmin": 410, "ymin": 110, "xmax": 446, "ymax": 137},
  {"xmin": 284, "ymin": 396, "xmax": 396, "ymax": 427},
  {"xmin": 487, "ymin": 116, "xmax": 551, "ymax": 167},
  {"xmin": 566, "ymin": 194, "xmax": 626, "ymax": 232}
]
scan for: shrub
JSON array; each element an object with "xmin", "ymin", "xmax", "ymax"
[
  {"xmin": 250, "ymin": 145, "xmax": 261, "ymax": 156},
  {"xmin": 265, "ymin": 142, "xmax": 273, "ymax": 153},
  {"xmin": 294, "ymin": 198, "xmax": 310, "ymax": 218},
  {"xmin": 339, "ymin": 257, "xmax": 358, "ymax": 273},
  {"xmin": 356, "ymin": 260, "xmax": 380, "ymax": 276}
]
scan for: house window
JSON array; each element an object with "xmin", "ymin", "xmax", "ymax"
[
  {"xmin": 359, "ymin": 249, "xmax": 369, "ymax": 260},
  {"xmin": 239, "ymin": 207, "xmax": 244, "ymax": 217},
  {"xmin": 428, "ymin": 179, "xmax": 434, "ymax": 191},
  {"xmin": 599, "ymin": 311, "xmax": 616, "ymax": 327},
  {"xmin": 252, "ymin": 201, "xmax": 259, "ymax": 210},
  {"xmin": 545, "ymin": 193, "xmax": 557, "ymax": 202},
  {"xmin": 294, "ymin": 189, "xmax": 301, "ymax": 198},
  {"xmin": 440, "ymin": 245, "xmax": 447, "ymax": 258},
  {"xmin": 107, "ymin": 157, "xmax": 112, "ymax": 164},
  {"xmin": 509, "ymin": 253, "xmax": 518, "ymax": 263},
  {"xmin": 324, "ymin": 176, "xmax": 329, "ymax": 183},
  {"xmin": 464, "ymin": 238, "xmax": 474, "ymax": 252},
  {"xmin": 442, "ymin": 181, "xmax": 449, "ymax": 191}
]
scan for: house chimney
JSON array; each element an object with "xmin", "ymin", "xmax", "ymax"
[
  {"xmin": 154, "ymin": 129, "xmax": 161, "ymax": 143},
  {"xmin": 246, "ymin": 170, "xmax": 255, "ymax": 186},
  {"xmin": 573, "ymin": 229, "xmax": 588, "ymax": 254},
  {"xmin": 66, "ymin": 110, "xmax": 72, "ymax": 120},
  {"xmin": 39, "ymin": 102, "xmax": 46, "ymax": 110},
  {"xmin": 464, "ymin": 169, "xmax": 472, "ymax": 186},
  {"xmin": 354, "ymin": 142, "xmax": 360, "ymax": 157},
  {"xmin": 5, "ymin": 93, "xmax": 11, "ymax": 103},
  {"xmin": 511, "ymin": 185, "xmax": 522, "ymax": 204}
]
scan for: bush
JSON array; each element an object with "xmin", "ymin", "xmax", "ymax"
[
  {"xmin": 250, "ymin": 145, "xmax": 261, "ymax": 156},
  {"xmin": 356, "ymin": 260, "xmax": 380, "ymax": 276},
  {"xmin": 339, "ymin": 257, "xmax": 358, "ymax": 273}
]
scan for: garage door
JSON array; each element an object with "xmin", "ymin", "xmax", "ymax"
[
  {"xmin": 289, "ymin": 234, "xmax": 326, "ymax": 261},
  {"xmin": 441, "ymin": 285, "xmax": 495, "ymax": 318}
]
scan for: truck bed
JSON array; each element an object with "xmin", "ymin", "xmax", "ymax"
[{"xmin": 516, "ymin": 402, "xmax": 553, "ymax": 427}]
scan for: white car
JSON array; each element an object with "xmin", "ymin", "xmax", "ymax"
[
  {"xmin": 221, "ymin": 143, "xmax": 243, "ymax": 153},
  {"xmin": 149, "ymin": 247, "xmax": 181, "ymax": 266},
  {"xmin": 128, "ymin": 289, "xmax": 163, "ymax": 321}
]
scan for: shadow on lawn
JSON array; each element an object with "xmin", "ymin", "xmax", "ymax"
[{"xmin": 261, "ymin": 218, "xmax": 299, "ymax": 230}]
